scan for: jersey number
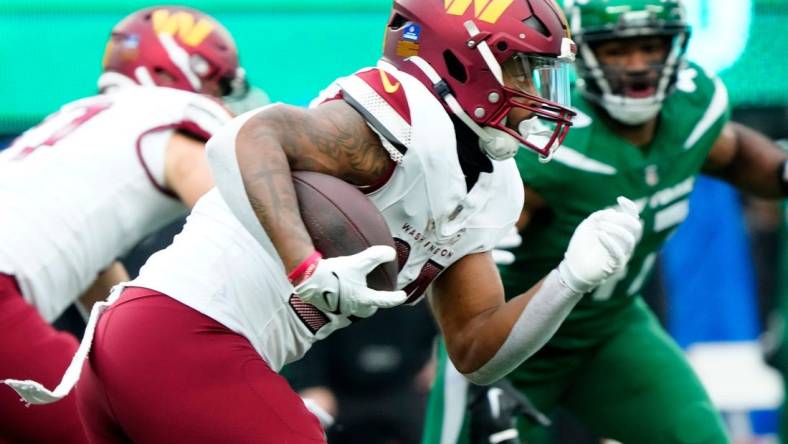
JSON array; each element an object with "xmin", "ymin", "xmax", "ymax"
[{"xmin": 14, "ymin": 102, "xmax": 112, "ymax": 160}]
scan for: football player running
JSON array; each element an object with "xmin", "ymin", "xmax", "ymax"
[
  {"xmin": 423, "ymin": 1, "xmax": 788, "ymax": 443},
  {"xmin": 5, "ymin": 1, "xmax": 642, "ymax": 443},
  {"xmin": 0, "ymin": 6, "xmax": 249, "ymax": 443}
]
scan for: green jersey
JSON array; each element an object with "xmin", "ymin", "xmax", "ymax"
[
  {"xmin": 423, "ymin": 63, "xmax": 734, "ymax": 444},
  {"xmin": 502, "ymin": 62, "xmax": 730, "ymax": 341}
]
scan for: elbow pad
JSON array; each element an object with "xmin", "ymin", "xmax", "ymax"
[{"xmin": 463, "ymin": 270, "xmax": 582, "ymax": 385}]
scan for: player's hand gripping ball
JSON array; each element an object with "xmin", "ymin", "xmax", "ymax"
[{"xmin": 291, "ymin": 171, "xmax": 405, "ymax": 318}]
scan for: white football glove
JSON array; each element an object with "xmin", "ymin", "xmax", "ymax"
[
  {"xmin": 557, "ymin": 196, "xmax": 643, "ymax": 294},
  {"xmin": 294, "ymin": 245, "xmax": 407, "ymax": 318}
]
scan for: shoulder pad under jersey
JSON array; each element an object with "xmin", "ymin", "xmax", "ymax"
[
  {"xmin": 314, "ymin": 66, "xmax": 424, "ymax": 162},
  {"xmin": 663, "ymin": 61, "xmax": 730, "ymax": 150}
]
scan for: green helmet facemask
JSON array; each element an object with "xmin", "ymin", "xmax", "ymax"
[{"xmin": 562, "ymin": 0, "xmax": 690, "ymax": 125}]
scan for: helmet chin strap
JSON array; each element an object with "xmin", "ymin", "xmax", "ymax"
[
  {"xmin": 406, "ymin": 55, "xmax": 520, "ymax": 161},
  {"xmin": 518, "ymin": 117, "xmax": 558, "ymax": 163},
  {"xmin": 464, "ymin": 21, "xmax": 504, "ymax": 85},
  {"xmin": 480, "ymin": 128, "xmax": 521, "ymax": 160},
  {"xmin": 518, "ymin": 117, "xmax": 536, "ymax": 138}
]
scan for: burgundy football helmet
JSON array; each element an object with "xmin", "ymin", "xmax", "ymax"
[
  {"xmin": 100, "ymin": 6, "xmax": 244, "ymax": 98},
  {"xmin": 383, "ymin": 0, "xmax": 576, "ymax": 159}
]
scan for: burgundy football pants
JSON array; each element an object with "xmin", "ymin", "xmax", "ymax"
[
  {"xmin": 0, "ymin": 273, "xmax": 88, "ymax": 444},
  {"xmin": 75, "ymin": 286, "xmax": 326, "ymax": 444}
]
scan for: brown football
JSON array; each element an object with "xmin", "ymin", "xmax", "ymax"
[{"xmin": 292, "ymin": 171, "xmax": 398, "ymax": 291}]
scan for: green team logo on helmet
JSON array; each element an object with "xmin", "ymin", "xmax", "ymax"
[{"xmin": 562, "ymin": 0, "xmax": 690, "ymax": 125}]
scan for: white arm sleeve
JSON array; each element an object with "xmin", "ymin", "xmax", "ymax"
[
  {"xmin": 463, "ymin": 269, "xmax": 582, "ymax": 385},
  {"xmin": 205, "ymin": 105, "xmax": 283, "ymax": 267}
]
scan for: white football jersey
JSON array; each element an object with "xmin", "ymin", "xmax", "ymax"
[
  {"xmin": 0, "ymin": 85, "xmax": 231, "ymax": 321},
  {"xmin": 132, "ymin": 62, "xmax": 524, "ymax": 371}
]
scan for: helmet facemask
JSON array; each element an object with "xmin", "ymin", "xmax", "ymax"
[
  {"xmin": 567, "ymin": 0, "xmax": 690, "ymax": 126},
  {"xmin": 404, "ymin": 22, "xmax": 575, "ymax": 161},
  {"xmin": 383, "ymin": 0, "xmax": 578, "ymax": 161},
  {"xmin": 579, "ymin": 33, "xmax": 688, "ymax": 125},
  {"xmin": 485, "ymin": 52, "xmax": 575, "ymax": 160}
]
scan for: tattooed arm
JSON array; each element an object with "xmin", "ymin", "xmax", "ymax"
[{"xmin": 231, "ymin": 100, "xmax": 395, "ymax": 271}]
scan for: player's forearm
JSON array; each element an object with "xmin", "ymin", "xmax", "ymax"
[
  {"xmin": 715, "ymin": 123, "xmax": 788, "ymax": 198},
  {"xmin": 447, "ymin": 199, "xmax": 640, "ymax": 385},
  {"xmin": 453, "ymin": 270, "xmax": 582, "ymax": 385},
  {"xmin": 234, "ymin": 114, "xmax": 315, "ymax": 271},
  {"xmin": 206, "ymin": 107, "xmax": 314, "ymax": 272}
]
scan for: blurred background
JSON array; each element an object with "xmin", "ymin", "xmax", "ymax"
[{"xmin": 1, "ymin": 0, "xmax": 787, "ymax": 443}]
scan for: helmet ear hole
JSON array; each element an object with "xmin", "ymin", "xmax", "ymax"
[
  {"xmin": 443, "ymin": 50, "xmax": 468, "ymax": 83},
  {"xmin": 388, "ymin": 13, "xmax": 409, "ymax": 31},
  {"xmin": 522, "ymin": 16, "xmax": 550, "ymax": 37},
  {"xmin": 152, "ymin": 67, "xmax": 177, "ymax": 85}
]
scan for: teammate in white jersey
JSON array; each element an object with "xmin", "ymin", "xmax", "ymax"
[
  {"xmin": 6, "ymin": 1, "xmax": 641, "ymax": 443},
  {"xmin": 0, "ymin": 6, "xmax": 247, "ymax": 443}
]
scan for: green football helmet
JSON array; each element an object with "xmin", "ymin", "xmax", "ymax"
[{"xmin": 563, "ymin": 0, "xmax": 690, "ymax": 125}]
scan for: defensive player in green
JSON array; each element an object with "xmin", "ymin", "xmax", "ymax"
[
  {"xmin": 768, "ymin": 169, "xmax": 788, "ymax": 443},
  {"xmin": 422, "ymin": 1, "xmax": 788, "ymax": 443}
]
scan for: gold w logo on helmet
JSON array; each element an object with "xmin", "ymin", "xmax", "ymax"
[
  {"xmin": 444, "ymin": 0, "xmax": 514, "ymax": 24},
  {"xmin": 152, "ymin": 9, "xmax": 215, "ymax": 47}
]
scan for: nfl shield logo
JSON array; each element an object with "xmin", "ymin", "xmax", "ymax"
[{"xmin": 645, "ymin": 165, "xmax": 659, "ymax": 186}]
